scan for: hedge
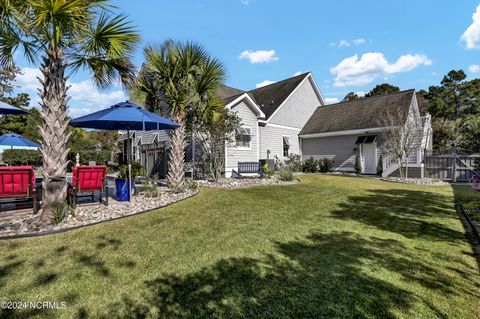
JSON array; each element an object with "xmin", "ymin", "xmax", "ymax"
[
  {"xmin": 1, "ymin": 149, "xmax": 112, "ymax": 168},
  {"xmin": 2, "ymin": 149, "xmax": 42, "ymax": 167}
]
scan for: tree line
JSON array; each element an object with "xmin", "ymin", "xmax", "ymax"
[{"xmin": 343, "ymin": 70, "xmax": 480, "ymax": 154}]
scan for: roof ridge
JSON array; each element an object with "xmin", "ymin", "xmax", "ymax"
[
  {"xmin": 322, "ymin": 89, "xmax": 415, "ymax": 108},
  {"xmin": 248, "ymin": 72, "xmax": 310, "ymax": 93},
  {"xmin": 221, "ymin": 84, "xmax": 244, "ymax": 92}
]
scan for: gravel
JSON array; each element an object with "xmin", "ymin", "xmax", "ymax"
[
  {"xmin": 381, "ymin": 177, "xmax": 448, "ymax": 186},
  {"xmin": 0, "ymin": 188, "xmax": 197, "ymax": 238},
  {"xmin": 196, "ymin": 177, "xmax": 298, "ymax": 189}
]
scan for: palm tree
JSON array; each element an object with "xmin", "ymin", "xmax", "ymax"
[
  {"xmin": 0, "ymin": 0, "xmax": 139, "ymax": 220},
  {"xmin": 136, "ymin": 41, "xmax": 225, "ymax": 191}
]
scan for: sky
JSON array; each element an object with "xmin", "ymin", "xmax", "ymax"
[{"xmin": 11, "ymin": 0, "xmax": 480, "ymax": 115}]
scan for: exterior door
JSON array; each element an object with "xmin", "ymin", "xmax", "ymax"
[{"xmin": 362, "ymin": 143, "xmax": 377, "ymax": 174}]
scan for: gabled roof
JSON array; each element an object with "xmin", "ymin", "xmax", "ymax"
[
  {"xmin": 216, "ymin": 85, "xmax": 244, "ymax": 102},
  {"xmin": 300, "ymin": 89, "xmax": 416, "ymax": 136},
  {"xmin": 248, "ymin": 72, "xmax": 310, "ymax": 119},
  {"xmin": 218, "ymin": 72, "xmax": 312, "ymax": 120}
]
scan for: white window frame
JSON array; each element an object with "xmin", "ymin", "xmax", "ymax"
[
  {"xmin": 235, "ymin": 126, "xmax": 252, "ymax": 150},
  {"xmin": 282, "ymin": 135, "xmax": 291, "ymax": 158}
]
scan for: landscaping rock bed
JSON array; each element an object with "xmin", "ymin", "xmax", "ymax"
[
  {"xmin": 0, "ymin": 188, "xmax": 197, "ymax": 238},
  {"xmin": 381, "ymin": 177, "xmax": 448, "ymax": 186},
  {"xmin": 196, "ymin": 177, "xmax": 298, "ymax": 189}
]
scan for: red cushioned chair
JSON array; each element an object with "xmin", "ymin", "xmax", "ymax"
[
  {"xmin": 0, "ymin": 166, "xmax": 38, "ymax": 213},
  {"xmin": 68, "ymin": 165, "xmax": 108, "ymax": 208}
]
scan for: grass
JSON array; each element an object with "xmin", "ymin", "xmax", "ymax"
[{"xmin": 0, "ymin": 175, "xmax": 479, "ymax": 318}]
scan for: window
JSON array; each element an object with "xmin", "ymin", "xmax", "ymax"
[
  {"xmin": 283, "ymin": 136, "xmax": 290, "ymax": 157},
  {"xmin": 235, "ymin": 126, "xmax": 251, "ymax": 149}
]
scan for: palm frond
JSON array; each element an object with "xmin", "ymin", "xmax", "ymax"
[{"xmin": 69, "ymin": 11, "xmax": 139, "ymax": 89}]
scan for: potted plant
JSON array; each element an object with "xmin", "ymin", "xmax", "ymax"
[{"xmin": 115, "ymin": 165, "xmax": 130, "ymax": 201}]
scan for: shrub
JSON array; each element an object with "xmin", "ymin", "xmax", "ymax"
[
  {"xmin": 263, "ymin": 163, "xmax": 275, "ymax": 179},
  {"xmin": 2, "ymin": 149, "xmax": 42, "ymax": 167},
  {"xmin": 318, "ymin": 158, "xmax": 334, "ymax": 173},
  {"xmin": 354, "ymin": 155, "xmax": 362, "ymax": 174},
  {"xmin": 52, "ymin": 202, "xmax": 72, "ymax": 225},
  {"xmin": 279, "ymin": 168, "xmax": 294, "ymax": 181},
  {"xmin": 302, "ymin": 157, "xmax": 318, "ymax": 173},
  {"xmin": 285, "ymin": 154, "xmax": 302, "ymax": 172},
  {"xmin": 142, "ymin": 177, "xmax": 160, "ymax": 198},
  {"xmin": 184, "ymin": 179, "xmax": 198, "ymax": 191},
  {"xmin": 377, "ymin": 155, "xmax": 383, "ymax": 175}
]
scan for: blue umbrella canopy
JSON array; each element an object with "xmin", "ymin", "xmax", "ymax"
[
  {"xmin": 69, "ymin": 101, "xmax": 179, "ymax": 202},
  {"xmin": 0, "ymin": 133, "xmax": 40, "ymax": 148},
  {"xmin": 69, "ymin": 101, "xmax": 179, "ymax": 131},
  {"xmin": 0, "ymin": 101, "xmax": 27, "ymax": 115}
]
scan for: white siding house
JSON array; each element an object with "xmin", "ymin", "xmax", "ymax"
[
  {"xmin": 222, "ymin": 72, "xmax": 325, "ymax": 177},
  {"xmin": 120, "ymin": 72, "xmax": 326, "ymax": 178},
  {"xmin": 300, "ymin": 90, "xmax": 432, "ymax": 177}
]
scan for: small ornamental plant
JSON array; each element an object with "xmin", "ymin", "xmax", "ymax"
[
  {"xmin": 279, "ymin": 168, "xmax": 294, "ymax": 181},
  {"xmin": 263, "ymin": 163, "xmax": 275, "ymax": 179},
  {"xmin": 355, "ymin": 155, "xmax": 362, "ymax": 174}
]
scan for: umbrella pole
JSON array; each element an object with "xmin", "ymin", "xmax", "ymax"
[{"xmin": 127, "ymin": 129, "xmax": 132, "ymax": 202}]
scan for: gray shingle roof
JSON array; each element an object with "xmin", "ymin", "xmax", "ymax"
[
  {"xmin": 248, "ymin": 72, "xmax": 310, "ymax": 119},
  {"xmin": 218, "ymin": 72, "xmax": 311, "ymax": 119},
  {"xmin": 216, "ymin": 85, "xmax": 244, "ymax": 102},
  {"xmin": 300, "ymin": 89, "xmax": 415, "ymax": 135}
]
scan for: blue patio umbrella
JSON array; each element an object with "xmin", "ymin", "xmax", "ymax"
[
  {"xmin": 0, "ymin": 133, "xmax": 40, "ymax": 150},
  {"xmin": 70, "ymin": 101, "xmax": 179, "ymax": 200},
  {"xmin": 0, "ymin": 101, "xmax": 27, "ymax": 115}
]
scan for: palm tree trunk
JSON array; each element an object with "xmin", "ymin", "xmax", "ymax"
[
  {"xmin": 38, "ymin": 54, "xmax": 71, "ymax": 221},
  {"xmin": 167, "ymin": 114, "xmax": 185, "ymax": 192}
]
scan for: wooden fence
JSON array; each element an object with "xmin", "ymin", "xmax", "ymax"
[{"xmin": 424, "ymin": 154, "xmax": 480, "ymax": 182}]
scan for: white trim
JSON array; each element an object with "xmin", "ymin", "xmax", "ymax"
[
  {"xmin": 234, "ymin": 125, "xmax": 252, "ymax": 150},
  {"xmin": 259, "ymin": 122, "xmax": 302, "ymax": 131},
  {"xmin": 282, "ymin": 135, "xmax": 291, "ymax": 158},
  {"xmin": 256, "ymin": 123, "xmax": 259, "ymax": 161},
  {"xmin": 225, "ymin": 93, "xmax": 265, "ymax": 118},
  {"xmin": 308, "ymin": 73, "xmax": 327, "ymax": 106},
  {"xmin": 299, "ymin": 126, "xmax": 396, "ymax": 139},
  {"xmin": 264, "ymin": 73, "xmax": 325, "ymax": 123}
]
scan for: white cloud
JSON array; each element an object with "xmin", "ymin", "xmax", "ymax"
[
  {"xmin": 469, "ymin": 64, "xmax": 480, "ymax": 73},
  {"xmin": 15, "ymin": 67, "xmax": 126, "ymax": 115},
  {"xmin": 330, "ymin": 52, "xmax": 432, "ymax": 87},
  {"xmin": 69, "ymin": 108, "xmax": 93, "ymax": 117},
  {"xmin": 330, "ymin": 38, "xmax": 366, "ymax": 47},
  {"xmin": 239, "ymin": 50, "xmax": 279, "ymax": 64},
  {"xmin": 293, "ymin": 71, "xmax": 302, "ymax": 76},
  {"xmin": 240, "ymin": 0, "xmax": 250, "ymax": 4},
  {"xmin": 256, "ymin": 80, "xmax": 276, "ymax": 88},
  {"xmin": 15, "ymin": 67, "xmax": 42, "ymax": 91},
  {"xmin": 325, "ymin": 97, "xmax": 339, "ymax": 104},
  {"xmin": 352, "ymin": 38, "xmax": 366, "ymax": 45},
  {"xmin": 461, "ymin": 5, "xmax": 480, "ymax": 49},
  {"xmin": 356, "ymin": 91, "xmax": 366, "ymax": 97}
]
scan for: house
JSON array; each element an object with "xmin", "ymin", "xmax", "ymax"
[
  {"xmin": 219, "ymin": 72, "xmax": 325, "ymax": 176},
  {"xmin": 300, "ymin": 90, "xmax": 432, "ymax": 177},
  {"xmin": 122, "ymin": 72, "xmax": 325, "ymax": 178}
]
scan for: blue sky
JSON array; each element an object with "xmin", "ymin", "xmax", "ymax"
[{"xmin": 13, "ymin": 0, "xmax": 480, "ymax": 114}]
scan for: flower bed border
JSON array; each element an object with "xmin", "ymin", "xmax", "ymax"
[
  {"xmin": 0, "ymin": 191, "xmax": 198, "ymax": 241},
  {"xmin": 458, "ymin": 203, "xmax": 480, "ymax": 241}
]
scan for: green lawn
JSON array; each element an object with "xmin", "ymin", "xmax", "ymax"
[{"xmin": 1, "ymin": 175, "xmax": 479, "ymax": 318}]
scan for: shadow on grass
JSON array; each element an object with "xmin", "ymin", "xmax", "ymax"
[
  {"xmin": 451, "ymin": 184, "xmax": 480, "ymax": 270},
  {"xmin": 96, "ymin": 231, "xmax": 456, "ymax": 319},
  {"xmin": 331, "ymin": 188, "xmax": 464, "ymax": 243}
]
